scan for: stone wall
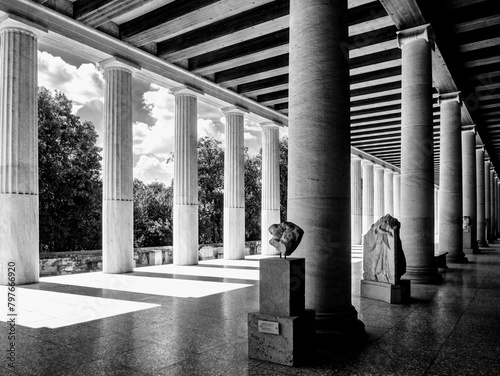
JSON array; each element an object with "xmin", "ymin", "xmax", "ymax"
[{"xmin": 39, "ymin": 241, "xmax": 262, "ymax": 277}]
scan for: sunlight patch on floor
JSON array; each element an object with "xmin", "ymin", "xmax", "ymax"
[
  {"xmin": 40, "ymin": 272, "xmax": 253, "ymax": 298},
  {"xmin": 0, "ymin": 286, "xmax": 159, "ymax": 329},
  {"xmin": 137, "ymin": 264, "xmax": 260, "ymax": 280}
]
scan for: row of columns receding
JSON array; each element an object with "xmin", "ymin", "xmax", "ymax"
[{"xmin": 2, "ymin": 3, "xmax": 500, "ymax": 338}]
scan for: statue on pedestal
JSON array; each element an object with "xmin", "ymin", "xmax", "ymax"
[{"xmin": 268, "ymin": 222, "xmax": 304, "ymax": 258}]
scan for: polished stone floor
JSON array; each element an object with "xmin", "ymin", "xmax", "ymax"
[{"xmin": 1, "ymin": 244, "xmax": 500, "ymax": 376}]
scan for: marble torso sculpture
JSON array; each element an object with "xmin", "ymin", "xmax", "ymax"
[
  {"xmin": 363, "ymin": 214, "xmax": 406, "ymax": 284},
  {"xmin": 268, "ymin": 222, "xmax": 304, "ymax": 258}
]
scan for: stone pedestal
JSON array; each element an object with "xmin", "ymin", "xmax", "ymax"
[
  {"xmin": 361, "ymin": 280, "xmax": 410, "ymax": 304},
  {"xmin": 463, "ymin": 228, "xmax": 473, "ymax": 254},
  {"xmin": 248, "ymin": 257, "xmax": 315, "ymax": 366}
]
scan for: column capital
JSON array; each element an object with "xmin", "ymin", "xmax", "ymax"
[
  {"xmin": 260, "ymin": 121, "xmax": 280, "ymax": 130},
  {"xmin": 169, "ymin": 85, "xmax": 204, "ymax": 98},
  {"xmin": 438, "ymin": 91, "xmax": 462, "ymax": 106},
  {"xmin": 222, "ymin": 106, "xmax": 248, "ymax": 116},
  {"xmin": 361, "ymin": 159, "xmax": 373, "ymax": 167},
  {"xmin": 384, "ymin": 168, "xmax": 394, "ymax": 174},
  {"xmin": 0, "ymin": 13, "xmax": 48, "ymax": 38},
  {"xmin": 98, "ymin": 56, "xmax": 141, "ymax": 75},
  {"xmin": 373, "ymin": 164, "xmax": 385, "ymax": 171},
  {"xmin": 397, "ymin": 24, "xmax": 435, "ymax": 49},
  {"xmin": 351, "ymin": 154, "xmax": 362, "ymax": 162}
]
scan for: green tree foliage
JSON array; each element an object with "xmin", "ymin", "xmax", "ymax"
[
  {"xmin": 198, "ymin": 137, "xmax": 224, "ymax": 244},
  {"xmin": 38, "ymin": 87, "xmax": 102, "ymax": 252},
  {"xmin": 279, "ymin": 136, "xmax": 288, "ymax": 221},
  {"xmin": 245, "ymin": 147, "xmax": 262, "ymax": 241},
  {"xmin": 133, "ymin": 179, "xmax": 173, "ymax": 247}
]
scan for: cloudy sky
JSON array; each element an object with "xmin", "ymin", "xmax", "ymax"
[{"xmin": 37, "ymin": 48, "xmax": 287, "ymax": 185}]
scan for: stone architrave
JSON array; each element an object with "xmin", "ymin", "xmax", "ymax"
[
  {"xmin": 261, "ymin": 122, "xmax": 281, "ymax": 256},
  {"xmin": 362, "ymin": 160, "xmax": 375, "ymax": 237},
  {"xmin": 361, "ymin": 214, "xmax": 410, "ymax": 304},
  {"xmin": 222, "ymin": 106, "xmax": 246, "ymax": 260},
  {"xmin": 170, "ymin": 86, "xmax": 202, "ymax": 265},
  {"xmin": 288, "ymin": 0, "xmax": 364, "ymax": 336},
  {"xmin": 374, "ymin": 165, "xmax": 385, "ymax": 220},
  {"xmin": 476, "ymin": 149, "xmax": 486, "ymax": 247},
  {"xmin": 438, "ymin": 92, "xmax": 466, "ymax": 263},
  {"xmin": 397, "ymin": 24, "xmax": 441, "ymax": 284},
  {"xmin": 0, "ymin": 15, "xmax": 47, "ymax": 285},
  {"xmin": 100, "ymin": 57, "xmax": 139, "ymax": 274},
  {"xmin": 351, "ymin": 156, "xmax": 363, "ymax": 245},
  {"xmin": 462, "ymin": 130, "xmax": 478, "ymax": 253}
]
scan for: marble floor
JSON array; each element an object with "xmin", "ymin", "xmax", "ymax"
[{"xmin": 1, "ymin": 244, "xmax": 500, "ymax": 376}]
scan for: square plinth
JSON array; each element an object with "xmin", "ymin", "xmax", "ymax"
[
  {"xmin": 463, "ymin": 230, "xmax": 474, "ymax": 254},
  {"xmin": 260, "ymin": 257, "xmax": 305, "ymax": 316},
  {"xmin": 248, "ymin": 310, "xmax": 315, "ymax": 367},
  {"xmin": 361, "ymin": 279, "xmax": 411, "ymax": 304}
]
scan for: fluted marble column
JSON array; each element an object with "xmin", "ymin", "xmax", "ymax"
[
  {"xmin": 393, "ymin": 173, "xmax": 401, "ymax": 219},
  {"xmin": 485, "ymin": 160, "xmax": 491, "ymax": 244},
  {"xmin": 462, "ymin": 130, "xmax": 478, "ymax": 253},
  {"xmin": 362, "ymin": 160, "xmax": 374, "ymax": 236},
  {"xmin": 476, "ymin": 149, "xmax": 486, "ymax": 247},
  {"xmin": 398, "ymin": 24, "xmax": 441, "ymax": 283},
  {"xmin": 261, "ymin": 122, "xmax": 280, "ymax": 255},
  {"xmin": 497, "ymin": 181, "xmax": 500, "ymax": 236},
  {"xmin": 223, "ymin": 107, "xmax": 246, "ymax": 260},
  {"xmin": 351, "ymin": 156, "xmax": 362, "ymax": 245},
  {"xmin": 374, "ymin": 165, "xmax": 385, "ymax": 220},
  {"xmin": 289, "ymin": 0, "xmax": 364, "ymax": 335},
  {"xmin": 489, "ymin": 169, "xmax": 496, "ymax": 242},
  {"xmin": 435, "ymin": 187, "xmax": 439, "ymax": 243},
  {"xmin": 384, "ymin": 169, "xmax": 394, "ymax": 215},
  {"xmin": 0, "ymin": 17, "xmax": 46, "ymax": 285},
  {"xmin": 171, "ymin": 86, "xmax": 200, "ymax": 265},
  {"xmin": 101, "ymin": 58, "xmax": 138, "ymax": 274},
  {"xmin": 439, "ymin": 92, "xmax": 466, "ymax": 263}
]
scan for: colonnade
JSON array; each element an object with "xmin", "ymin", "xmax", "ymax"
[{"xmin": 3, "ymin": 4, "xmax": 500, "ymax": 342}]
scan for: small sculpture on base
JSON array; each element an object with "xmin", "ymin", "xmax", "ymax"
[
  {"xmin": 268, "ymin": 222, "xmax": 304, "ymax": 259},
  {"xmin": 361, "ymin": 214, "xmax": 410, "ymax": 304}
]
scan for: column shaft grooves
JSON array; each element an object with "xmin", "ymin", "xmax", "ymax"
[
  {"xmin": 174, "ymin": 94, "xmax": 197, "ymax": 206},
  {"xmin": 262, "ymin": 126, "xmax": 279, "ymax": 210},
  {"xmin": 362, "ymin": 162, "xmax": 374, "ymax": 235},
  {"xmin": 103, "ymin": 68, "xmax": 133, "ymax": 201},
  {"xmin": 477, "ymin": 149, "xmax": 486, "ymax": 245},
  {"xmin": 0, "ymin": 29, "xmax": 38, "ymax": 194},
  {"xmin": 224, "ymin": 112, "xmax": 244, "ymax": 209}
]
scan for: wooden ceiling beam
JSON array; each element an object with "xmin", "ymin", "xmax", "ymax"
[
  {"xmin": 121, "ymin": 0, "xmax": 274, "ymax": 46},
  {"xmin": 74, "ymin": 0, "xmax": 147, "ymax": 27}
]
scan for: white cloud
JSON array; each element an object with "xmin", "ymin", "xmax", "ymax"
[
  {"xmin": 133, "ymin": 121, "xmax": 174, "ymax": 159},
  {"xmin": 38, "ymin": 51, "xmax": 104, "ymax": 105},
  {"xmin": 198, "ymin": 117, "xmax": 223, "ymax": 140},
  {"xmin": 133, "ymin": 155, "xmax": 173, "ymax": 184}
]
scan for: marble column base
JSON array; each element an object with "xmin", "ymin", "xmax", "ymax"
[
  {"xmin": 224, "ymin": 207, "xmax": 245, "ymax": 259},
  {"xmin": 0, "ymin": 194, "xmax": 39, "ymax": 285},
  {"xmin": 248, "ymin": 310, "xmax": 315, "ymax": 366},
  {"xmin": 361, "ymin": 279, "xmax": 411, "ymax": 304},
  {"xmin": 103, "ymin": 200, "xmax": 134, "ymax": 274},
  {"xmin": 446, "ymin": 253, "xmax": 468, "ymax": 264},
  {"xmin": 314, "ymin": 306, "xmax": 366, "ymax": 343},
  {"xmin": 477, "ymin": 240, "xmax": 489, "ymax": 247},
  {"xmin": 401, "ymin": 268, "xmax": 442, "ymax": 284},
  {"xmin": 173, "ymin": 204, "xmax": 199, "ymax": 265}
]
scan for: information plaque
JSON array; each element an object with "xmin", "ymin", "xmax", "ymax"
[{"xmin": 258, "ymin": 320, "xmax": 279, "ymax": 335}]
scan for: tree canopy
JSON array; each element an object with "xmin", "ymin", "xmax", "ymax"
[{"xmin": 38, "ymin": 87, "xmax": 102, "ymax": 252}]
